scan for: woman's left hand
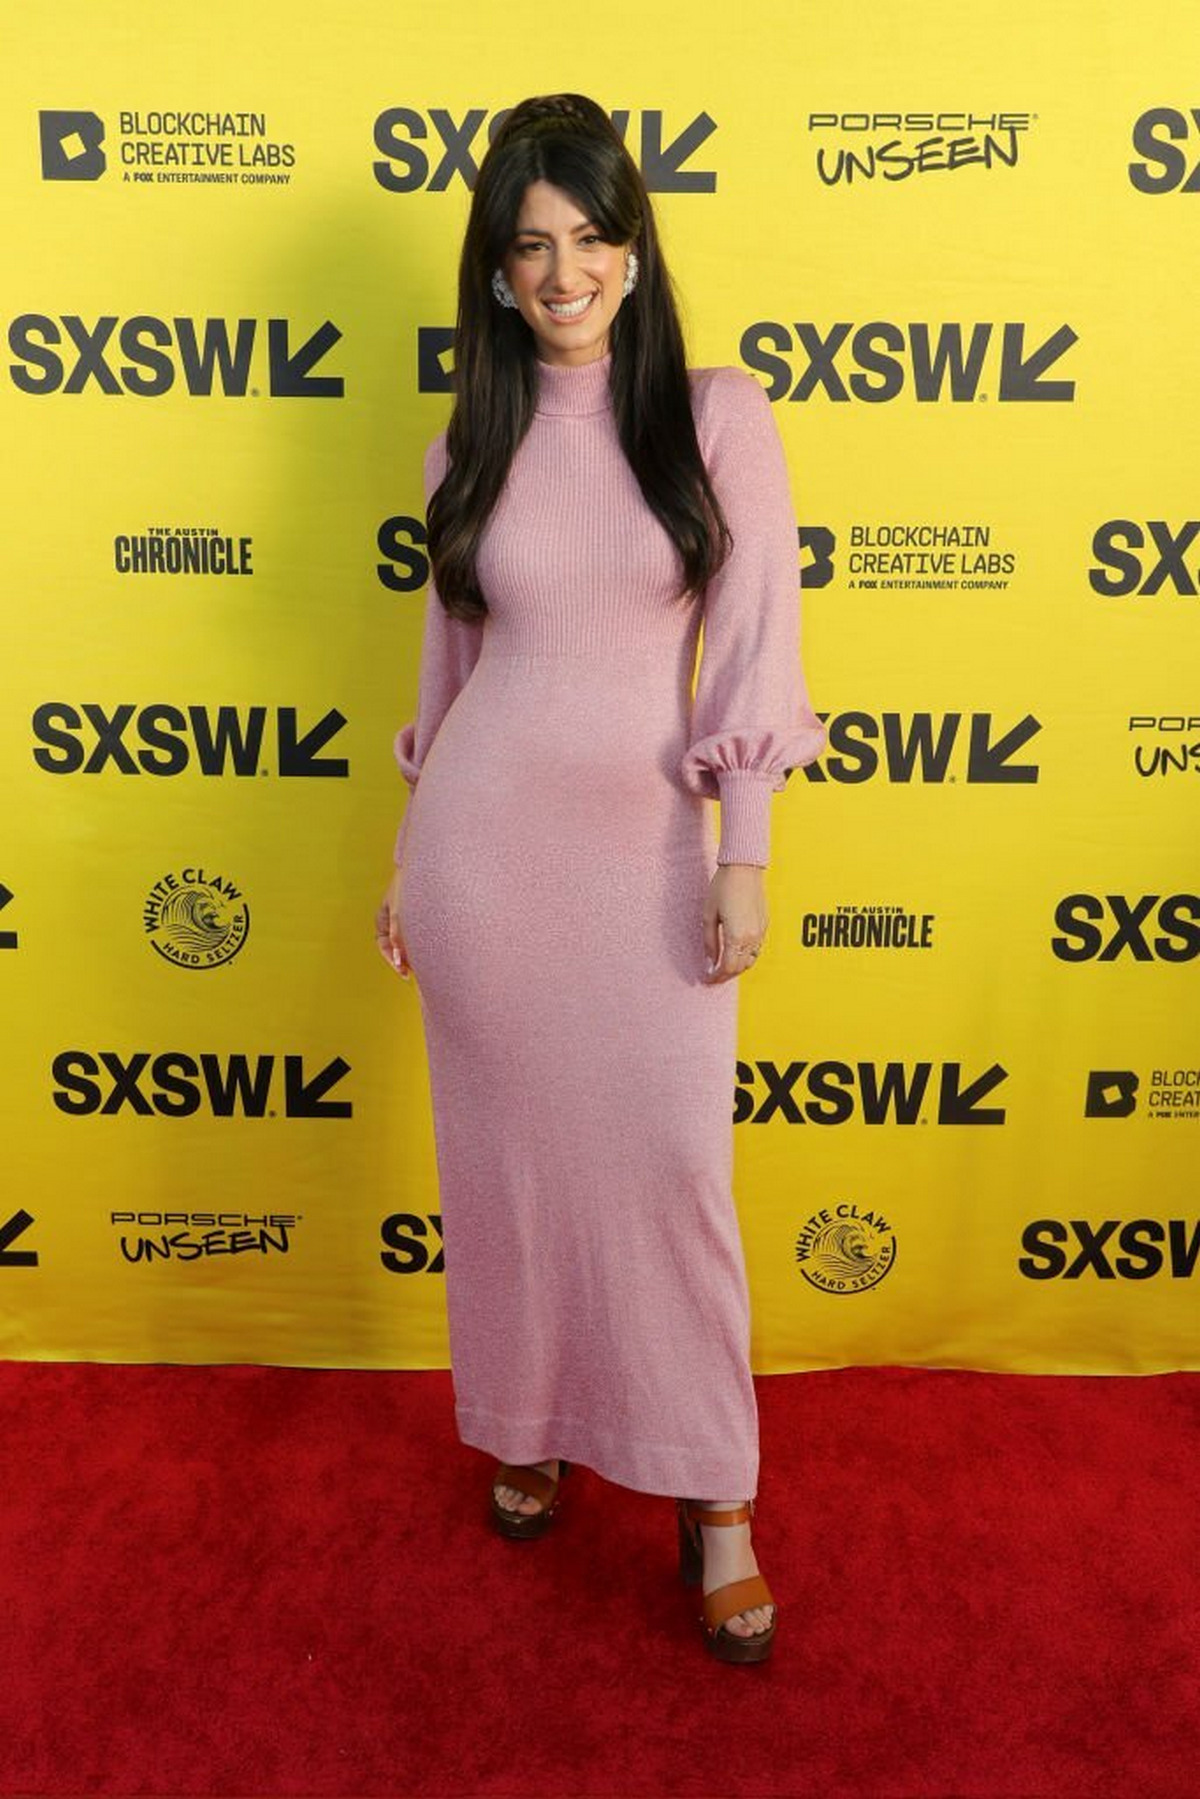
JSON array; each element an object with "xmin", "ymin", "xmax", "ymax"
[{"xmin": 703, "ymin": 864, "xmax": 768, "ymax": 982}]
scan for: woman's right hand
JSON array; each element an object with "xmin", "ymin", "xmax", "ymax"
[{"xmin": 376, "ymin": 864, "xmax": 412, "ymax": 980}]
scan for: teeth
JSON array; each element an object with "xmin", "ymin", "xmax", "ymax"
[{"xmin": 546, "ymin": 293, "xmax": 594, "ymax": 316}]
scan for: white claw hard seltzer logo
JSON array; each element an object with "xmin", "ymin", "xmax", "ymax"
[
  {"xmin": 143, "ymin": 866, "xmax": 249, "ymax": 969},
  {"xmin": 795, "ymin": 1202, "xmax": 896, "ymax": 1294}
]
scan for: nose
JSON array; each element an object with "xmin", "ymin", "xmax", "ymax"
[{"xmin": 546, "ymin": 246, "xmax": 586, "ymax": 293}]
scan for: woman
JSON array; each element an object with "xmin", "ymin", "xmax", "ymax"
[{"xmin": 375, "ymin": 93, "xmax": 826, "ymax": 1664}]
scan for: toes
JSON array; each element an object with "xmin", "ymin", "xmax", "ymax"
[
  {"xmin": 724, "ymin": 1605, "xmax": 774, "ymax": 1637},
  {"xmin": 493, "ymin": 1484, "xmax": 541, "ymax": 1515}
]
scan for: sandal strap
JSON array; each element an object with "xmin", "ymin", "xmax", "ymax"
[
  {"xmin": 702, "ymin": 1573, "xmax": 776, "ymax": 1636},
  {"xmin": 682, "ymin": 1500, "xmax": 754, "ymax": 1528},
  {"xmin": 494, "ymin": 1462, "xmax": 558, "ymax": 1507}
]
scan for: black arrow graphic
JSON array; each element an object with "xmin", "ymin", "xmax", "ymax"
[
  {"xmin": 638, "ymin": 111, "xmax": 717, "ymax": 192},
  {"xmin": 285, "ymin": 1055, "xmax": 352, "ymax": 1118},
  {"xmin": 939, "ymin": 1063, "xmax": 1008, "ymax": 1125},
  {"xmin": 968, "ymin": 713, "xmax": 1041, "ymax": 783},
  {"xmin": 276, "ymin": 708, "xmax": 348, "ymax": 777},
  {"xmin": 0, "ymin": 1209, "xmax": 38, "ymax": 1266},
  {"xmin": 0, "ymin": 883, "xmax": 15, "ymax": 949},
  {"xmin": 268, "ymin": 318, "xmax": 344, "ymax": 397},
  {"xmin": 999, "ymin": 322, "xmax": 1077, "ymax": 402}
]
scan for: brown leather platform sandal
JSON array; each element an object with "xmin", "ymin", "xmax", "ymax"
[
  {"xmin": 676, "ymin": 1497, "xmax": 778, "ymax": 1663},
  {"xmin": 489, "ymin": 1458, "xmax": 572, "ymax": 1539}
]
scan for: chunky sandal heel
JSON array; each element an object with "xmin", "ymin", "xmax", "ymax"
[
  {"xmin": 676, "ymin": 1496, "xmax": 703, "ymax": 1585},
  {"xmin": 489, "ymin": 1458, "xmax": 572, "ymax": 1539},
  {"xmin": 675, "ymin": 1497, "xmax": 778, "ymax": 1664}
]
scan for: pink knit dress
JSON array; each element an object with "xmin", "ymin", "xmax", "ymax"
[{"xmin": 392, "ymin": 348, "xmax": 825, "ymax": 1499}]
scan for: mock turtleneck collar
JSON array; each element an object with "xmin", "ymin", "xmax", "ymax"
[{"xmin": 533, "ymin": 347, "xmax": 614, "ymax": 416}]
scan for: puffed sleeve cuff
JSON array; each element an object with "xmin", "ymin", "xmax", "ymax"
[
  {"xmin": 714, "ymin": 771, "xmax": 776, "ymax": 867},
  {"xmin": 680, "ymin": 721, "xmax": 826, "ymax": 865}
]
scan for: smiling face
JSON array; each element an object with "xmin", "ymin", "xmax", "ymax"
[{"xmin": 501, "ymin": 179, "xmax": 632, "ymax": 368}]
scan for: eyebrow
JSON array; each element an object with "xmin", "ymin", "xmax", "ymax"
[{"xmin": 512, "ymin": 221, "xmax": 598, "ymax": 238}]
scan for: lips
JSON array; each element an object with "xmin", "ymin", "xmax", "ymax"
[{"xmin": 544, "ymin": 292, "xmax": 596, "ymax": 317}]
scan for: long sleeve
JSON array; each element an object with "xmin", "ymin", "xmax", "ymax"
[
  {"xmin": 680, "ymin": 368, "xmax": 827, "ymax": 867},
  {"xmin": 392, "ymin": 431, "xmax": 485, "ymax": 867}
]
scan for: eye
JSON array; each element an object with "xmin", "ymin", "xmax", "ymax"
[{"xmin": 514, "ymin": 234, "xmax": 606, "ymax": 254}]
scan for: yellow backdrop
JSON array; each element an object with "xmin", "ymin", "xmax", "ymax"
[{"xmin": 2, "ymin": 1, "xmax": 1195, "ymax": 1373}]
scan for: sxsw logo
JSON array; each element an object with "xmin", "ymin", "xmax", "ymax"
[
  {"xmin": 32, "ymin": 704, "xmax": 348, "ymax": 777},
  {"xmin": 747, "ymin": 325, "xmax": 1077, "ymax": 403},
  {"xmin": 802, "ymin": 712, "xmax": 1040, "ymax": 783},
  {"xmin": 734, "ymin": 1059, "xmax": 1008, "ymax": 1125},
  {"xmin": 1019, "ymin": 1219, "xmax": 1200, "ymax": 1280},
  {"xmin": 1129, "ymin": 107, "xmax": 1200, "ymax": 194},
  {"xmin": 8, "ymin": 315, "xmax": 343, "ymax": 398},
  {"xmin": 39, "ymin": 110, "xmax": 105, "ymax": 180},
  {"xmin": 372, "ymin": 107, "xmax": 717, "ymax": 193},
  {"xmin": 0, "ymin": 882, "xmax": 15, "ymax": 950},
  {"xmin": 1089, "ymin": 520, "xmax": 1200, "ymax": 597},
  {"xmin": 52, "ymin": 1051, "xmax": 352, "ymax": 1118},
  {"xmin": 1051, "ymin": 894, "xmax": 1200, "ymax": 962},
  {"xmin": 380, "ymin": 1214, "xmax": 445, "ymax": 1274}
]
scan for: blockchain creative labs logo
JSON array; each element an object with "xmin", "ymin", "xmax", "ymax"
[
  {"xmin": 1085, "ymin": 1068, "xmax": 1199, "ymax": 1124},
  {"xmin": 110, "ymin": 1211, "xmax": 302, "ymax": 1264},
  {"xmin": 805, "ymin": 109, "xmax": 1035, "ymax": 187},
  {"xmin": 801, "ymin": 904, "xmax": 935, "ymax": 951},
  {"xmin": 795, "ymin": 1202, "xmax": 896, "ymax": 1295},
  {"xmin": 38, "ymin": 108, "xmax": 297, "ymax": 187},
  {"xmin": 845, "ymin": 519, "xmax": 1017, "ymax": 593},
  {"xmin": 115, "ymin": 525, "xmax": 254, "ymax": 578},
  {"xmin": 1127, "ymin": 715, "xmax": 1200, "ymax": 781},
  {"xmin": 143, "ymin": 866, "xmax": 249, "ymax": 970}
]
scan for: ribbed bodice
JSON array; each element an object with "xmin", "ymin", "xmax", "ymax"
[{"xmin": 475, "ymin": 350, "xmax": 701, "ymax": 658}]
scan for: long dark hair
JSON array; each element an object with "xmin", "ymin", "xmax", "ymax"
[{"xmin": 426, "ymin": 92, "xmax": 733, "ymax": 623}]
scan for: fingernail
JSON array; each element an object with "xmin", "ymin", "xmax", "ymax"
[{"xmin": 704, "ymin": 958, "xmax": 715, "ymax": 974}]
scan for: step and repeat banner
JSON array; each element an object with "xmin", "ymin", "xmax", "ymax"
[{"xmin": 2, "ymin": 4, "xmax": 1196, "ymax": 1374}]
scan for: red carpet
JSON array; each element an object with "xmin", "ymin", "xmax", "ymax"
[{"xmin": 0, "ymin": 1360, "xmax": 1195, "ymax": 1799}]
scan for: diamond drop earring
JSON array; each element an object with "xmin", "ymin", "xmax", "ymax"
[
  {"xmin": 622, "ymin": 249, "xmax": 639, "ymax": 296},
  {"xmin": 491, "ymin": 267, "xmax": 518, "ymax": 307}
]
